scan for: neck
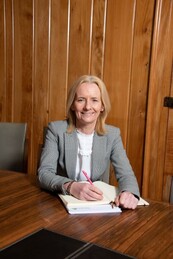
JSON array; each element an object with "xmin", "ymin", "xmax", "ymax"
[{"xmin": 76, "ymin": 125, "xmax": 95, "ymax": 135}]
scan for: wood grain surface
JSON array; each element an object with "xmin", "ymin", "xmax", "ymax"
[{"xmin": 1, "ymin": 171, "xmax": 173, "ymax": 258}]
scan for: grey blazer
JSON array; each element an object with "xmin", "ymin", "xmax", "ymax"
[{"xmin": 38, "ymin": 120, "xmax": 140, "ymax": 197}]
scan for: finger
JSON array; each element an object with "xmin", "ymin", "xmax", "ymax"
[
  {"xmin": 83, "ymin": 192, "xmax": 102, "ymax": 201},
  {"xmin": 74, "ymin": 183, "xmax": 103, "ymax": 201},
  {"xmin": 87, "ymin": 188, "xmax": 103, "ymax": 200},
  {"xmin": 115, "ymin": 196, "xmax": 120, "ymax": 206},
  {"xmin": 90, "ymin": 185, "xmax": 103, "ymax": 195}
]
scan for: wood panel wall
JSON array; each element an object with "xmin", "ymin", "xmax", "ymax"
[
  {"xmin": 0, "ymin": 0, "xmax": 155, "ymax": 193},
  {"xmin": 143, "ymin": 0, "xmax": 173, "ymax": 202}
]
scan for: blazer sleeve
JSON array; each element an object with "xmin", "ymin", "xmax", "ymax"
[
  {"xmin": 38, "ymin": 122, "xmax": 71, "ymax": 192},
  {"xmin": 109, "ymin": 127, "xmax": 140, "ymax": 198}
]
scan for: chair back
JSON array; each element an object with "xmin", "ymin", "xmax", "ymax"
[{"xmin": 0, "ymin": 122, "xmax": 27, "ymax": 172}]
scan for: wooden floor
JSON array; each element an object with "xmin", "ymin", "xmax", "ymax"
[{"xmin": 1, "ymin": 171, "xmax": 173, "ymax": 258}]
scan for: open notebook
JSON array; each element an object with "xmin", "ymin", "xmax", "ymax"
[{"xmin": 58, "ymin": 181, "xmax": 149, "ymax": 214}]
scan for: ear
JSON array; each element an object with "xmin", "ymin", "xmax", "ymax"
[
  {"xmin": 101, "ymin": 106, "xmax": 104, "ymax": 112},
  {"xmin": 71, "ymin": 104, "xmax": 75, "ymax": 111}
]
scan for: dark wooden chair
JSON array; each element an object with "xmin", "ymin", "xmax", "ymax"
[{"xmin": 0, "ymin": 122, "xmax": 27, "ymax": 172}]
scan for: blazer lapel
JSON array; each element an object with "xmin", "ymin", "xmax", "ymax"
[
  {"xmin": 92, "ymin": 133, "xmax": 107, "ymax": 180},
  {"xmin": 64, "ymin": 131, "xmax": 78, "ymax": 179}
]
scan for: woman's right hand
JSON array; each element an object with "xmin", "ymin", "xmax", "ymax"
[{"xmin": 65, "ymin": 182, "xmax": 103, "ymax": 201}]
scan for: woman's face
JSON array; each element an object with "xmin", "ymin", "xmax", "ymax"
[{"xmin": 72, "ymin": 82, "xmax": 104, "ymax": 130}]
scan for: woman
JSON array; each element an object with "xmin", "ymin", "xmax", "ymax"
[{"xmin": 38, "ymin": 75, "xmax": 140, "ymax": 209}]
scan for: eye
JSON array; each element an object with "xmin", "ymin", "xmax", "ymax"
[
  {"xmin": 76, "ymin": 98, "xmax": 85, "ymax": 102},
  {"xmin": 92, "ymin": 98, "xmax": 99, "ymax": 102}
]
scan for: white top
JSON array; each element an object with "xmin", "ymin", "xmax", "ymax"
[{"xmin": 75, "ymin": 130, "xmax": 94, "ymax": 181}]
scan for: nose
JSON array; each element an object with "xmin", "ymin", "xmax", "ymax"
[{"xmin": 84, "ymin": 100, "xmax": 91, "ymax": 110}]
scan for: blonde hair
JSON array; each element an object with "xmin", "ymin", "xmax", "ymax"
[{"xmin": 66, "ymin": 75, "xmax": 111, "ymax": 135}]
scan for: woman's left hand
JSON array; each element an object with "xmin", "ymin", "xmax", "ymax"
[{"xmin": 115, "ymin": 191, "xmax": 138, "ymax": 210}]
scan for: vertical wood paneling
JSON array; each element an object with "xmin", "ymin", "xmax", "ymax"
[
  {"xmin": 104, "ymin": 0, "xmax": 136, "ymax": 144},
  {"xmin": 163, "ymin": 174, "xmax": 172, "ymax": 202},
  {"xmin": 5, "ymin": 0, "xmax": 13, "ymax": 121},
  {"xmin": 3, "ymin": 0, "xmax": 172, "ymax": 202},
  {"xmin": 13, "ymin": 0, "xmax": 33, "ymax": 172},
  {"xmin": 90, "ymin": 0, "xmax": 107, "ymax": 78},
  {"xmin": 163, "ymin": 68, "xmax": 173, "ymax": 201},
  {"xmin": 163, "ymin": 12, "xmax": 173, "ymax": 178},
  {"xmin": 68, "ymin": 0, "xmax": 92, "ymax": 86},
  {"xmin": 13, "ymin": 0, "xmax": 33, "ymax": 123},
  {"xmin": 32, "ymin": 0, "xmax": 50, "ymax": 172},
  {"xmin": 0, "ymin": 0, "xmax": 5, "ymax": 121},
  {"xmin": 127, "ymin": 0, "xmax": 155, "ymax": 187},
  {"xmin": 164, "ymin": 101, "xmax": 173, "ymax": 175},
  {"xmin": 142, "ymin": 0, "xmax": 173, "ymax": 200},
  {"xmin": 49, "ymin": 0, "xmax": 69, "ymax": 122}
]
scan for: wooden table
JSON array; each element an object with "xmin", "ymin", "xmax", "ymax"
[{"xmin": 0, "ymin": 171, "xmax": 173, "ymax": 258}]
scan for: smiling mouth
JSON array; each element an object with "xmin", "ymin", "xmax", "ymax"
[{"xmin": 81, "ymin": 112, "xmax": 94, "ymax": 115}]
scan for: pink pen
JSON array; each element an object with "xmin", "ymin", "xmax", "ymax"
[{"xmin": 82, "ymin": 170, "xmax": 93, "ymax": 185}]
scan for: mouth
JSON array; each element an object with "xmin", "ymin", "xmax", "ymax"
[{"xmin": 81, "ymin": 112, "xmax": 94, "ymax": 116}]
